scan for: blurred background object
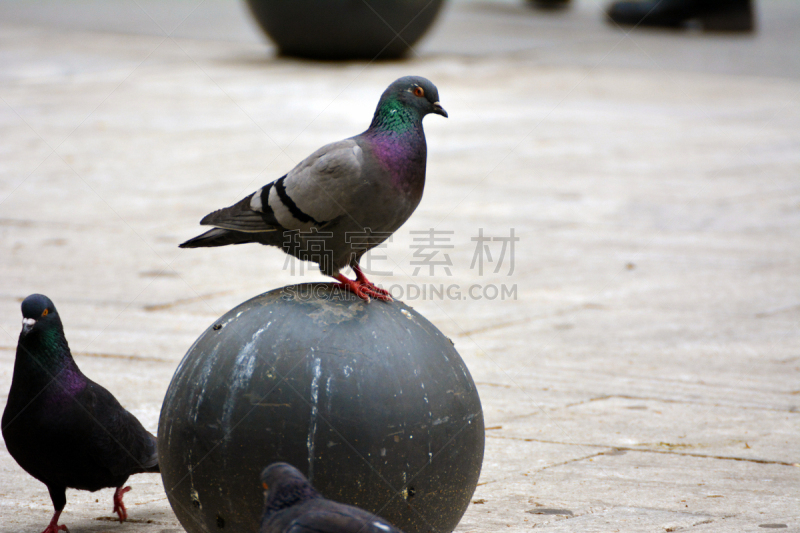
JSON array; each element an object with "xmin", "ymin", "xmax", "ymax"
[
  {"xmin": 2, "ymin": 0, "xmax": 798, "ymax": 78},
  {"xmin": 606, "ymin": 0, "xmax": 755, "ymax": 31},
  {"xmin": 245, "ymin": 0, "xmax": 446, "ymax": 59},
  {"xmin": 528, "ymin": 0, "xmax": 572, "ymax": 10}
]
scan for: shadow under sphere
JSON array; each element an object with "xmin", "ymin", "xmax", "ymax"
[{"xmin": 158, "ymin": 283, "xmax": 484, "ymax": 533}]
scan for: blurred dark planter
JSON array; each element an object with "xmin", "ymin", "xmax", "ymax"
[{"xmin": 245, "ymin": 0, "xmax": 446, "ymax": 60}]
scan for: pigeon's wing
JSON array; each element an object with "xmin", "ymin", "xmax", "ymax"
[
  {"xmin": 185, "ymin": 138, "xmax": 365, "ymax": 253},
  {"xmin": 271, "ymin": 139, "xmax": 366, "ymax": 230},
  {"xmin": 183, "ymin": 139, "xmax": 365, "ymax": 250},
  {"xmin": 207, "ymin": 139, "xmax": 365, "ymax": 238},
  {"xmin": 284, "ymin": 505, "xmax": 403, "ymax": 533},
  {"xmin": 77, "ymin": 381, "xmax": 159, "ymax": 477},
  {"xmin": 199, "ymin": 192, "xmax": 283, "ymax": 233}
]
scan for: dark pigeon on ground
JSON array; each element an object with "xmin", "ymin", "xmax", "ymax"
[
  {"xmin": 180, "ymin": 75, "xmax": 447, "ymax": 302},
  {"xmin": 260, "ymin": 462, "xmax": 405, "ymax": 533},
  {"xmin": 1, "ymin": 294, "xmax": 160, "ymax": 533}
]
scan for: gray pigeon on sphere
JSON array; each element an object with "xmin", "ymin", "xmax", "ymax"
[{"xmin": 179, "ymin": 76, "xmax": 447, "ymax": 302}]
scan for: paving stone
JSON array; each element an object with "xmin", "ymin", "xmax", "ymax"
[{"xmin": 1, "ymin": 1, "xmax": 799, "ymax": 532}]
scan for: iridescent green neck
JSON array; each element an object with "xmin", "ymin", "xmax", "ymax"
[
  {"xmin": 370, "ymin": 98, "xmax": 419, "ymax": 134},
  {"xmin": 19, "ymin": 326, "xmax": 70, "ymax": 373}
]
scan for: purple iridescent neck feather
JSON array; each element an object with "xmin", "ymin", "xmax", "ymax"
[
  {"xmin": 365, "ymin": 97, "xmax": 427, "ymax": 195},
  {"xmin": 15, "ymin": 324, "xmax": 86, "ymax": 399}
]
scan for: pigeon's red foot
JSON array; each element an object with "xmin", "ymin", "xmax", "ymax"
[
  {"xmin": 41, "ymin": 510, "xmax": 68, "ymax": 533},
  {"xmin": 334, "ymin": 275, "xmax": 393, "ymax": 303},
  {"xmin": 350, "ymin": 264, "xmax": 393, "ymax": 301},
  {"xmin": 112, "ymin": 486, "xmax": 131, "ymax": 523},
  {"xmin": 363, "ymin": 281, "xmax": 392, "ymax": 300}
]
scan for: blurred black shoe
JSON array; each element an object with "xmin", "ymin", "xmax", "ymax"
[
  {"xmin": 606, "ymin": 0, "xmax": 754, "ymax": 31},
  {"xmin": 529, "ymin": 0, "xmax": 571, "ymax": 10}
]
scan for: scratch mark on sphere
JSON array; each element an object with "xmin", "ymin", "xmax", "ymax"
[
  {"xmin": 221, "ymin": 328, "xmax": 262, "ymax": 437},
  {"xmin": 307, "ymin": 357, "xmax": 322, "ymax": 482},
  {"xmin": 190, "ymin": 344, "xmax": 219, "ymax": 423}
]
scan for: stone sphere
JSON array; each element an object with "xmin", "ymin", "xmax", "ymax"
[
  {"xmin": 158, "ymin": 283, "xmax": 484, "ymax": 533},
  {"xmin": 245, "ymin": 0, "xmax": 446, "ymax": 60}
]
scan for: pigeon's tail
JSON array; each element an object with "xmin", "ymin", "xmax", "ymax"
[
  {"xmin": 179, "ymin": 228, "xmax": 258, "ymax": 248},
  {"xmin": 139, "ymin": 433, "xmax": 160, "ymax": 473}
]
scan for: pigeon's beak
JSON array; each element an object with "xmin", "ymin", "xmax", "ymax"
[
  {"xmin": 432, "ymin": 102, "xmax": 448, "ymax": 118},
  {"xmin": 21, "ymin": 318, "xmax": 36, "ymax": 334}
]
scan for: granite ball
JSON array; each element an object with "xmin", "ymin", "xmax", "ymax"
[{"xmin": 158, "ymin": 283, "xmax": 484, "ymax": 533}]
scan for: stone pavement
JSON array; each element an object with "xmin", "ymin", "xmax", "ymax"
[{"xmin": 1, "ymin": 0, "xmax": 798, "ymax": 532}]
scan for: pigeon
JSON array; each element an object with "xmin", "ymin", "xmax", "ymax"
[
  {"xmin": 179, "ymin": 75, "xmax": 447, "ymax": 302},
  {"xmin": 1, "ymin": 294, "xmax": 160, "ymax": 533},
  {"xmin": 260, "ymin": 462, "xmax": 405, "ymax": 533}
]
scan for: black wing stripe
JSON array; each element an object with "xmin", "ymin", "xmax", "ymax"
[
  {"xmin": 274, "ymin": 176, "xmax": 326, "ymax": 226},
  {"xmin": 258, "ymin": 182, "xmax": 280, "ymax": 226},
  {"xmin": 259, "ymin": 182, "xmax": 274, "ymax": 215}
]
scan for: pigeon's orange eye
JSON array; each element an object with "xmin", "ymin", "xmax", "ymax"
[
  {"xmin": 41, "ymin": 309, "xmax": 48, "ymax": 317},
  {"xmin": 413, "ymin": 86, "xmax": 424, "ymax": 97},
  {"xmin": 262, "ymin": 482, "xmax": 269, "ymax": 490}
]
